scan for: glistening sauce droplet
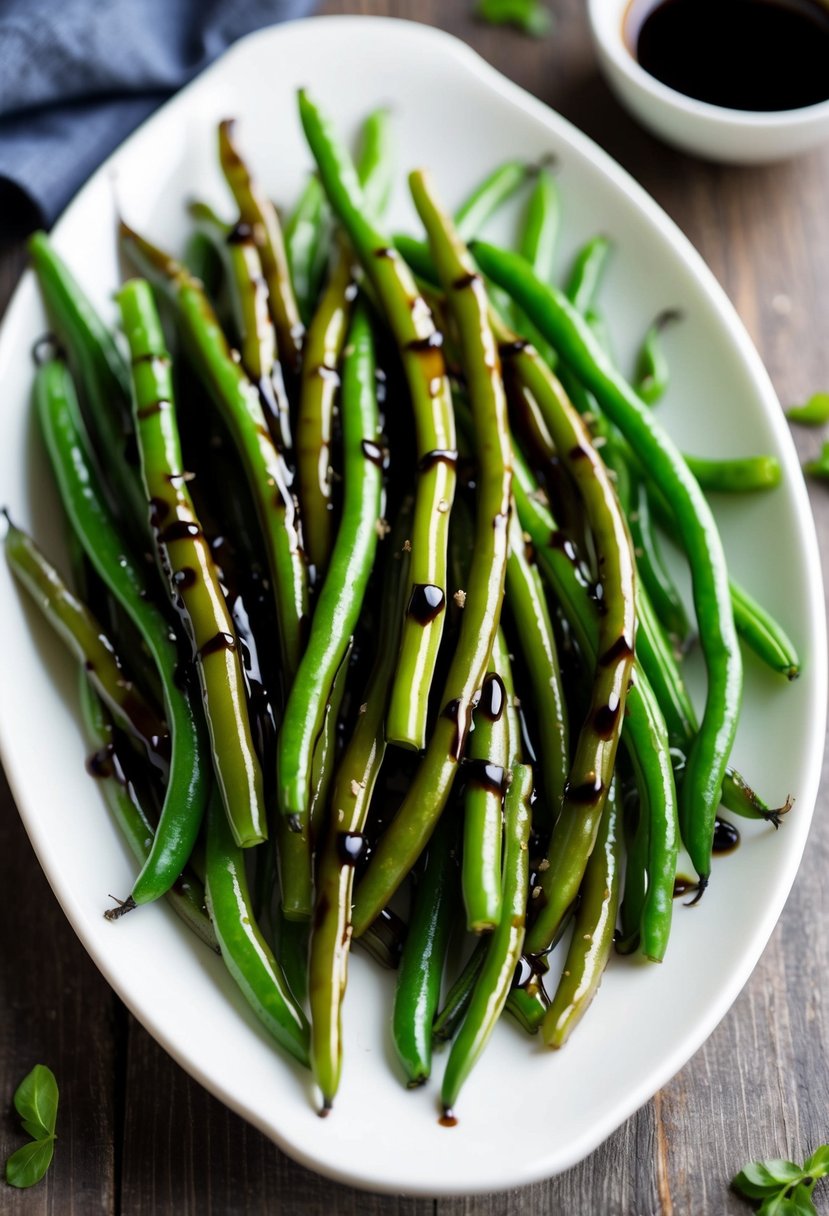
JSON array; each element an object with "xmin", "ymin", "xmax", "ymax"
[
  {"xmin": 407, "ymin": 583, "xmax": 445, "ymax": 624},
  {"xmin": 712, "ymin": 816, "xmax": 740, "ymax": 854}
]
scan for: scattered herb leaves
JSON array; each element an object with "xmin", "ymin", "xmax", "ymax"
[
  {"xmin": 733, "ymin": 1145, "xmax": 829, "ymax": 1215},
  {"xmin": 787, "ymin": 392, "xmax": 829, "ymax": 426},
  {"xmin": 475, "ymin": 0, "xmax": 553, "ymax": 38},
  {"xmin": 5, "ymin": 1065, "xmax": 58, "ymax": 1189}
]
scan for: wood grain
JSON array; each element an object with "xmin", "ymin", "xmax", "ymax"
[{"xmin": 2, "ymin": 0, "xmax": 829, "ymax": 1211}]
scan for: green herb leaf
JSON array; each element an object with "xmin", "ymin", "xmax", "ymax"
[
  {"xmin": 787, "ymin": 392, "xmax": 829, "ymax": 426},
  {"xmin": 5, "ymin": 1138, "xmax": 55, "ymax": 1190},
  {"xmin": 475, "ymin": 0, "xmax": 553, "ymax": 38},
  {"xmin": 5, "ymin": 1066, "xmax": 59, "ymax": 1189},
  {"xmin": 734, "ymin": 1160, "xmax": 805, "ymax": 1199},
  {"xmin": 805, "ymin": 1146, "xmax": 829, "ymax": 1177},
  {"xmin": 803, "ymin": 442, "xmax": 829, "ymax": 481},
  {"xmin": 13, "ymin": 1065, "xmax": 59, "ymax": 1141}
]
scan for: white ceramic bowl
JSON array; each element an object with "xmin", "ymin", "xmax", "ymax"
[{"xmin": 587, "ymin": 0, "xmax": 829, "ymax": 163}]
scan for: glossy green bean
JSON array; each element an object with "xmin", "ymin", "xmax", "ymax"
[
  {"xmin": 285, "ymin": 174, "xmax": 329, "ymax": 326},
  {"xmin": 188, "ymin": 200, "xmax": 293, "ymax": 452},
  {"xmin": 505, "ymin": 504, "xmax": 569, "ymax": 829},
  {"xmin": 516, "ymin": 164, "xmax": 560, "ymax": 365},
  {"xmin": 684, "ymin": 453, "xmax": 782, "ymax": 494},
  {"xmin": 350, "ymin": 172, "xmax": 512, "ymax": 935},
  {"xmin": 309, "ymin": 515, "xmax": 410, "ymax": 1109},
  {"xmin": 628, "ymin": 472, "xmax": 692, "ymax": 647},
  {"xmin": 205, "ymin": 790, "xmax": 310, "ymax": 1066},
  {"xmin": 296, "ymin": 249, "xmax": 355, "ymax": 576},
  {"xmin": 455, "ymin": 160, "xmax": 530, "ymax": 240},
  {"xmin": 634, "ymin": 309, "xmax": 681, "ymax": 406},
  {"xmin": 565, "ymin": 235, "xmax": 611, "ymax": 316},
  {"xmin": 298, "ymin": 89, "xmax": 456, "ymax": 752},
  {"xmin": 441, "ymin": 764, "xmax": 532, "ymax": 1117},
  {"xmin": 28, "ymin": 233, "xmax": 147, "ymax": 543},
  {"xmin": 729, "ymin": 577, "xmax": 800, "ymax": 680},
  {"xmin": 432, "ymin": 940, "xmax": 488, "ymax": 1044},
  {"xmin": 393, "ymin": 811, "xmax": 459, "ymax": 1087},
  {"xmin": 512, "ymin": 450, "xmax": 677, "ymax": 961},
  {"xmin": 544, "ymin": 782, "xmax": 621, "ymax": 1046},
  {"xmin": 617, "ymin": 789, "xmax": 649, "ymax": 955},
  {"xmin": 118, "ymin": 278, "xmax": 266, "ymax": 848},
  {"xmin": 496, "ymin": 336, "xmax": 635, "ymax": 953},
  {"xmin": 4, "ymin": 518, "xmax": 166, "ymax": 763},
  {"xmin": 462, "ymin": 647, "xmax": 510, "ymax": 933},
  {"xmin": 218, "ymin": 119, "xmax": 305, "ymax": 375},
  {"xmin": 36, "ymin": 353, "xmax": 209, "ymax": 905},
  {"xmin": 473, "ymin": 239, "xmax": 740, "ymax": 890},
  {"xmin": 120, "ymin": 220, "xmax": 309, "ymax": 682},
  {"xmin": 78, "ymin": 672, "xmax": 217, "ymax": 950},
  {"xmin": 277, "ymin": 301, "xmax": 383, "ymax": 825}
]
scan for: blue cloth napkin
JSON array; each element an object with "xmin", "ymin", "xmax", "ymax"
[{"xmin": 0, "ymin": 0, "xmax": 315, "ymax": 239}]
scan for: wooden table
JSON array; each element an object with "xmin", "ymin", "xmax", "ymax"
[{"xmin": 2, "ymin": 1, "xmax": 828, "ymax": 1211}]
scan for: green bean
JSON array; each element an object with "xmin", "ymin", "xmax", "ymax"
[
  {"xmin": 218, "ymin": 120, "xmax": 305, "ymax": 376},
  {"xmin": 350, "ymin": 172, "xmax": 512, "ymax": 935},
  {"xmin": 455, "ymin": 160, "xmax": 530, "ymax": 240},
  {"xmin": 36, "ymin": 351, "xmax": 209, "ymax": 905},
  {"xmin": 78, "ymin": 672, "xmax": 217, "ymax": 950},
  {"xmin": 277, "ymin": 301, "xmax": 383, "ymax": 826},
  {"xmin": 205, "ymin": 790, "xmax": 310, "ymax": 1067},
  {"xmin": 357, "ymin": 107, "xmax": 395, "ymax": 221},
  {"xmin": 296, "ymin": 248, "xmax": 355, "ymax": 576},
  {"xmin": 684, "ymin": 453, "xmax": 782, "ymax": 494},
  {"xmin": 516, "ymin": 164, "xmax": 560, "ymax": 366},
  {"xmin": 441, "ymin": 764, "xmax": 532, "ymax": 1118},
  {"xmin": 628, "ymin": 472, "xmax": 692, "ymax": 647},
  {"xmin": 285, "ymin": 175, "xmax": 329, "ymax": 326},
  {"xmin": 4, "ymin": 517, "xmax": 166, "ymax": 765},
  {"xmin": 309, "ymin": 513, "xmax": 410, "ymax": 1110},
  {"xmin": 617, "ymin": 787, "xmax": 649, "ymax": 955},
  {"xmin": 506, "ymin": 983, "xmax": 548, "ymax": 1035},
  {"xmin": 643, "ymin": 474, "xmax": 800, "ymax": 678},
  {"xmin": 787, "ymin": 392, "xmax": 829, "ymax": 426},
  {"xmin": 118, "ymin": 278, "xmax": 267, "ymax": 848},
  {"xmin": 298, "ymin": 89, "xmax": 456, "ymax": 752},
  {"xmin": 432, "ymin": 940, "xmax": 488, "ymax": 1043},
  {"xmin": 462, "ymin": 644, "xmax": 510, "ymax": 933},
  {"xmin": 28, "ymin": 233, "xmax": 147, "ymax": 544},
  {"xmin": 544, "ymin": 782, "xmax": 621, "ymax": 1046},
  {"xmin": 119, "ymin": 220, "xmax": 309, "ymax": 683},
  {"xmin": 729, "ymin": 577, "xmax": 800, "ymax": 680},
  {"xmin": 565, "ymin": 235, "xmax": 611, "ymax": 316},
  {"xmin": 512, "ymin": 449, "xmax": 677, "ymax": 961},
  {"xmin": 183, "ymin": 230, "xmax": 224, "ymax": 299},
  {"xmin": 495, "ymin": 334, "xmax": 635, "ymax": 952},
  {"xmin": 393, "ymin": 810, "xmax": 459, "ymax": 1087},
  {"xmin": 505, "ymin": 501, "xmax": 569, "ymax": 830},
  {"xmin": 188, "ymin": 200, "xmax": 292, "ymax": 453},
  {"xmin": 473, "ymin": 239, "xmax": 740, "ymax": 891},
  {"xmin": 721, "ymin": 770, "xmax": 793, "ymax": 827},
  {"xmin": 634, "ymin": 309, "xmax": 681, "ymax": 406}
]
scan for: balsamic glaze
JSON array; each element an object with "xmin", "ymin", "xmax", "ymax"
[
  {"xmin": 418, "ymin": 448, "xmax": 458, "ymax": 472},
  {"xmin": 407, "ymin": 583, "xmax": 446, "ymax": 624},
  {"xmin": 712, "ymin": 816, "xmax": 740, "ymax": 854},
  {"xmin": 198, "ymin": 631, "xmax": 237, "ymax": 658},
  {"xmin": 452, "ymin": 271, "xmax": 481, "ymax": 290},
  {"xmin": 627, "ymin": 0, "xmax": 829, "ymax": 111},
  {"xmin": 593, "ymin": 697, "xmax": 621, "ymax": 738},
  {"xmin": 567, "ymin": 773, "xmax": 604, "ymax": 804},
  {"xmin": 465, "ymin": 759, "xmax": 509, "ymax": 796},
  {"xmin": 157, "ymin": 519, "xmax": 202, "ymax": 544},
  {"xmin": 361, "ymin": 439, "xmax": 390, "ymax": 469},
  {"xmin": 478, "ymin": 673, "xmax": 506, "ymax": 722},
  {"xmin": 673, "ymin": 874, "xmax": 698, "ymax": 898}
]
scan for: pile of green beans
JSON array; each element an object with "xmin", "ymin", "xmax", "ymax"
[{"xmin": 5, "ymin": 93, "xmax": 799, "ymax": 1123}]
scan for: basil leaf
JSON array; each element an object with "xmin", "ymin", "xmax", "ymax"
[
  {"xmin": 734, "ymin": 1160, "xmax": 805, "ymax": 1199},
  {"xmin": 13, "ymin": 1065, "xmax": 59, "ymax": 1141},
  {"xmin": 777, "ymin": 1182, "xmax": 819, "ymax": 1216},
  {"xmin": 787, "ymin": 393, "xmax": 829, "ymax": 426},
  {"xmin": 805, "ymin": 1145, "xmax": 829, "ymax": 1177},
  {"xmin": 5, "ymin": 1138, "xmax": 55, "ymax": 1189}
]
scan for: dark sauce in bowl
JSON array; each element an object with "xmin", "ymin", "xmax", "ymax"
[{"xmin": 626, "ymin": 0, "xmax": 829, "ymax": 111}]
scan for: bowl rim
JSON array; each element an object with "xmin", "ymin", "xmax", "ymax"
[{"xmin": 587, "ymin": 0, "xmax": 829, "ymax": 131}]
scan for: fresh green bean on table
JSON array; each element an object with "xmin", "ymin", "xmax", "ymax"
[{"xmin": 7, "ymin": 99, "xmax": 801, "ymax": 1121}]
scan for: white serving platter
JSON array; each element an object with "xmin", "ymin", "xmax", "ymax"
[{"xmin": 0, "ymin": 16, "xmax": 825, "ymax": 1197}]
